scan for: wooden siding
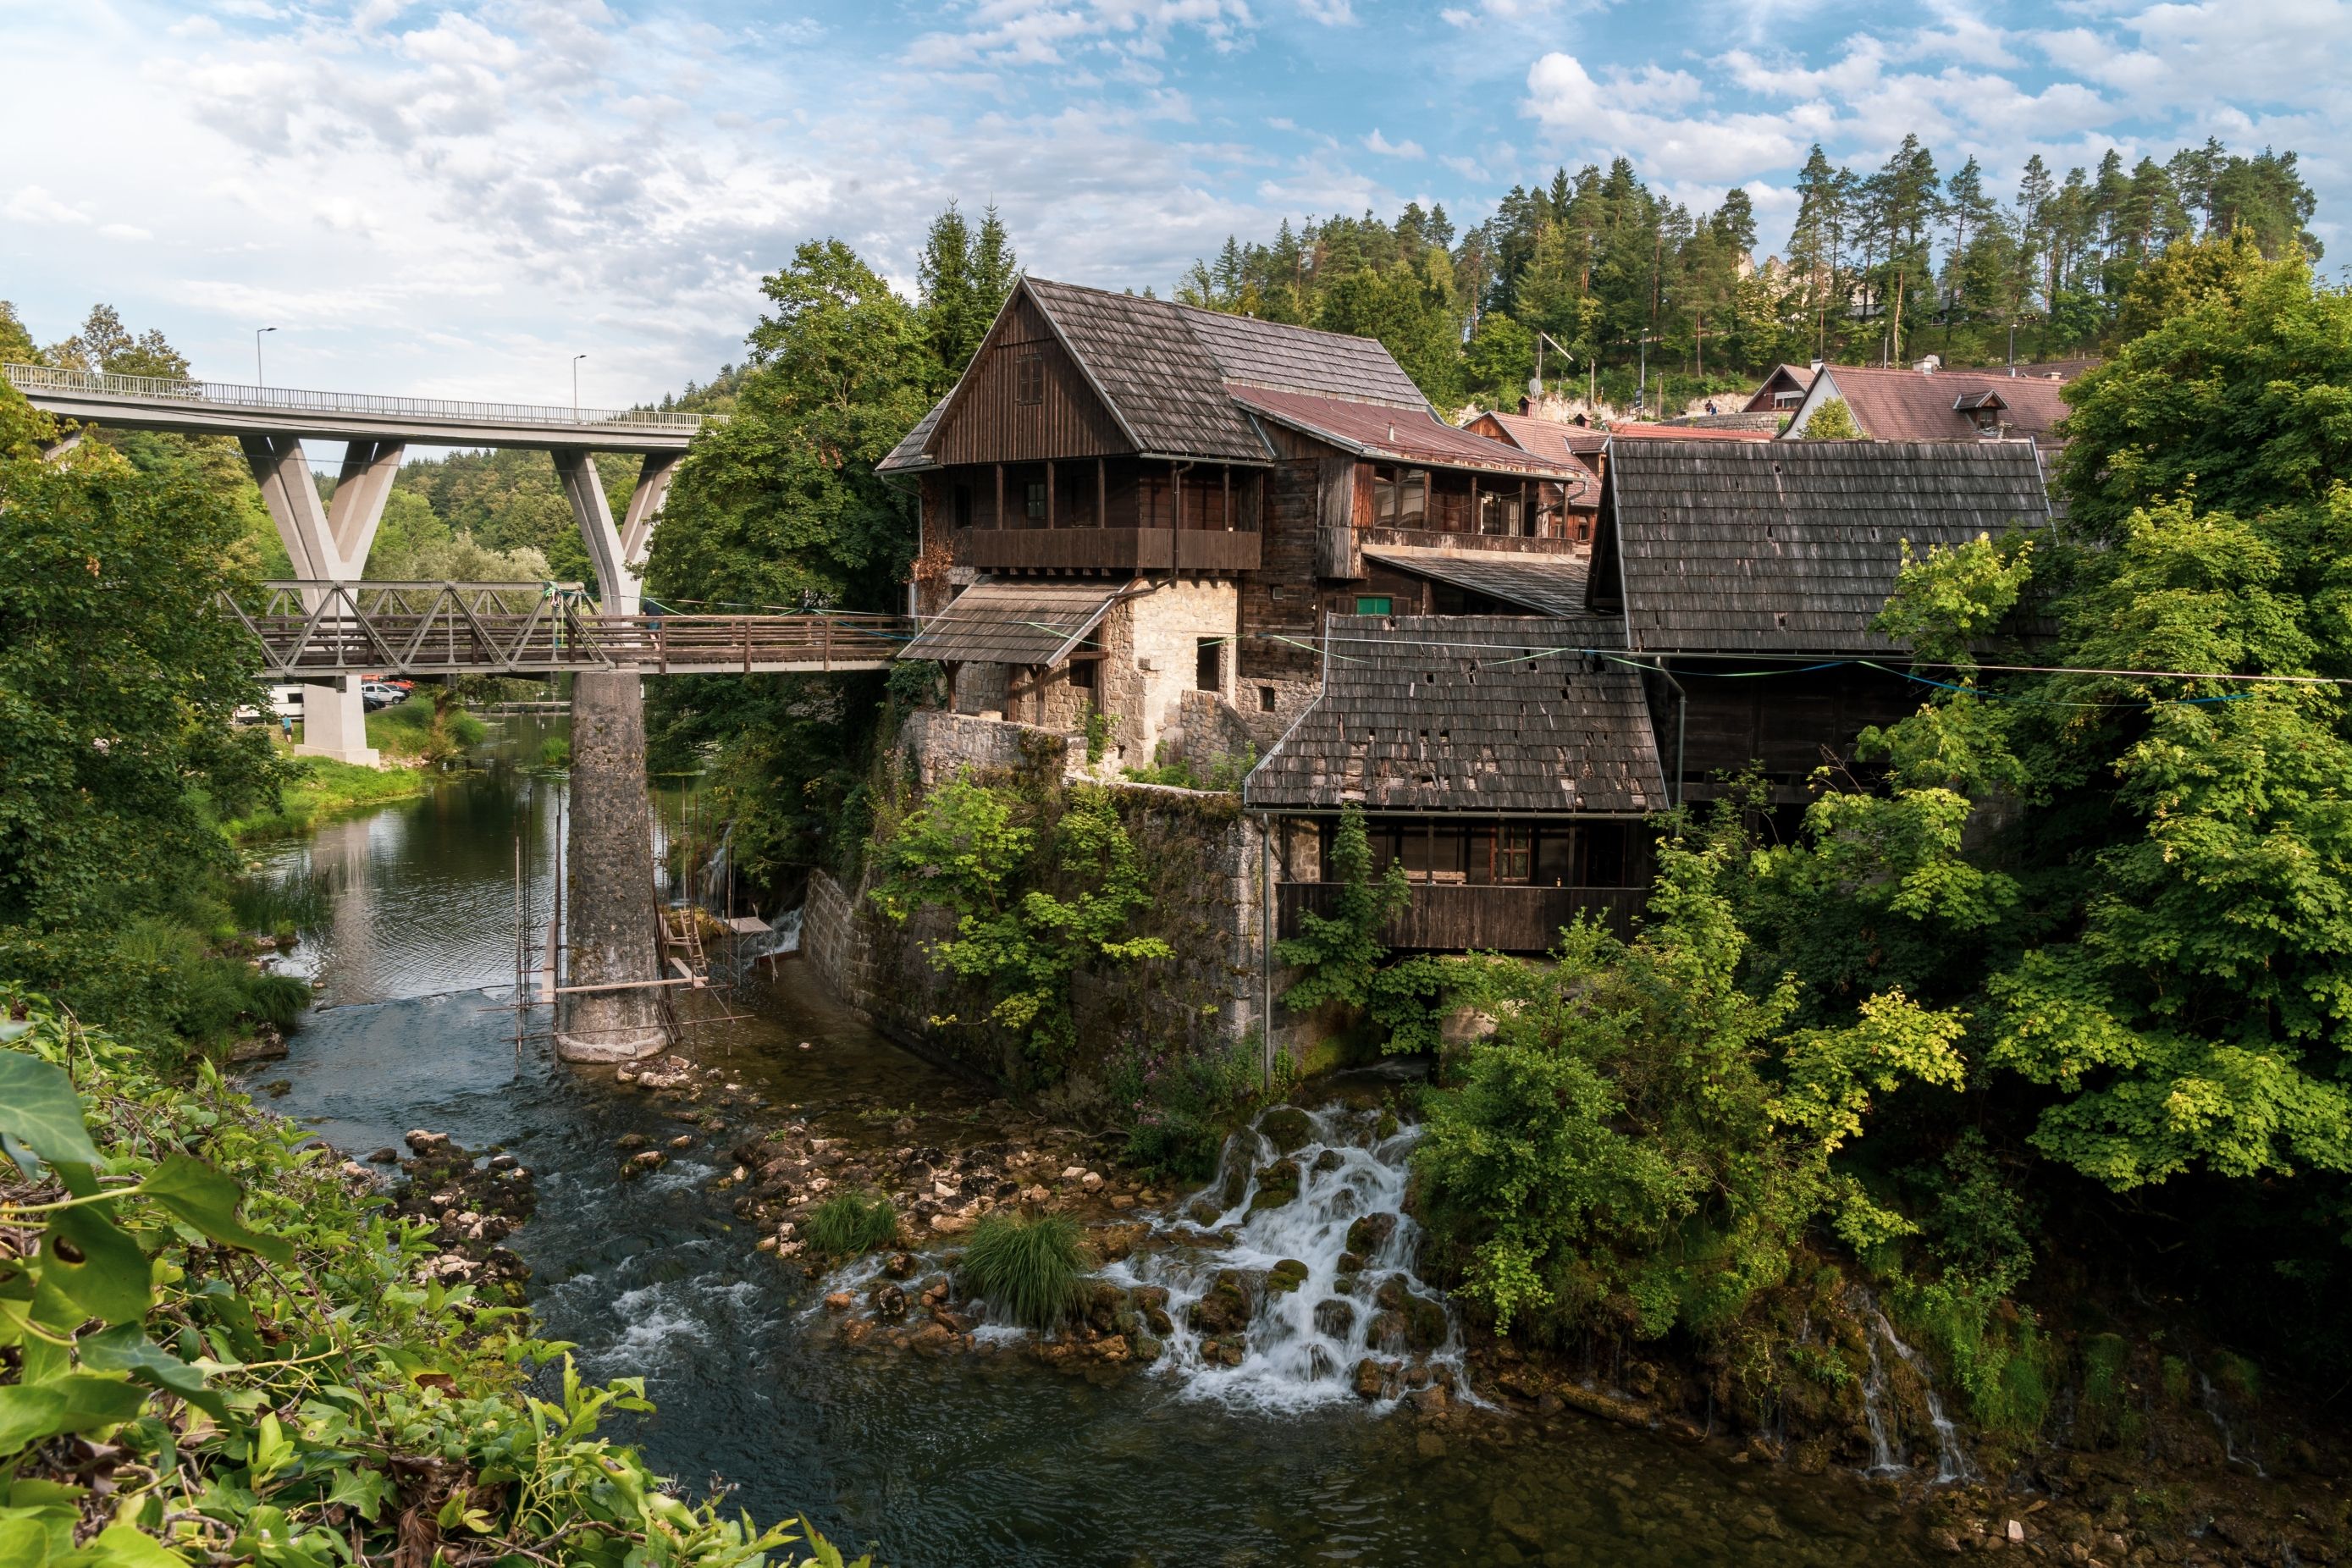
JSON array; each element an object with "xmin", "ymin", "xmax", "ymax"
[
  {"xmin": 1670, "ymin": 663, "xmax": 1919, "ymax": 789},
  {"xmin": 965, "ymin": 527, "xmax": 1262, "ymax": 575},
  {"xmin": 1278, "ymin": 881, "xmax": 1647, "ymax": 951},
  {"xmin": 928, "ymin": 294, "xmax": 1132, "ymax": 467},
  {"xmin": 1239, "ymin": 456, "xmax": 1327, "ymax": 682}
]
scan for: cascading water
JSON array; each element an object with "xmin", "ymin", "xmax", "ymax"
[
  {"xmin": 1103, "ymin": 1103, "xmax": 1475, "ymax": 1411},
  {"xmin": 1851, "ymin": 1289, "xmax": 1974, "ymax": 1484}
]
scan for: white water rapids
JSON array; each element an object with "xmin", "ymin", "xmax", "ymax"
[{"xmin": 1104, "ymin": 1103, "xmax": 1476, "ymax": 1412}]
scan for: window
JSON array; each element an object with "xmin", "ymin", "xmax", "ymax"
[
  {"xmin": 1013, "ymin": 350, "xmax": 1045, "ymax": 405},
  {"xmin": 1494, "ymin": 825, "xmax": 1532, "ymax": 883},
  {"xmin": 1068, "ymin": 658, "xmax": 1096, "ymax": 690},
  {"xmin": 1355, "ymin": 595, "xmax": 1392, "ymax": 615},
  {"xmin": 1258, "ymin": 685, "xmax": 1277, "ymax": 712},
  {"xmin": 1025, "ymin": 481, "xmax": 1047, "ymax": 521},
  {"xmin": 1195, "ymin": 638, "xmax": 1222, "ymax": 692}
]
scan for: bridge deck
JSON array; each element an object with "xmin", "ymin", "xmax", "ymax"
[
  {"xmin": 225, "ymin": 582, "xmax": 907, "ymax": 676},
  {"xmin": 7, "ymin": 364, "xmax": 701, "ymax": 452}
]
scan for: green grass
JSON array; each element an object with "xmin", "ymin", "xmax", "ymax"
[
  {"xmin": 535, "ymin": 735, "xmax": 572, "ymax": 770},
  {"xmin": 222, "ymin": 755, "xmax": 428, "ymax": 840},
  {"xmin": 803, "ymin": 1192, "xmax": 898, "ymax": 1257},
  {"xmin": 368, "ymin": 696, "xmax": 487, "ymax": 759},
  {"xmin": 228, "ymin": 871, "xmax": 332, "ymax": 938},
  {"xmin": 959, "ymin": 1212, "xmax": 1090, "ymax": 1331}
]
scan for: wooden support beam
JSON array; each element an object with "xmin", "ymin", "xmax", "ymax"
[
  {"xmin": 996, "ymin": 463, "xmax": 1005, "ymax": 531},
  {"xmin": 1097, "ymin": 458, "xmax": 1107, "ymax": 530},
  {"xmin": 1046, "ymin": 460, "xmax": 1056, "ymax": 529}
]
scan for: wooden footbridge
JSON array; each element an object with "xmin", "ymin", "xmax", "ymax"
[{"xmin": 225, "ymin": 581, "xmax": 909, "ymax": 677}]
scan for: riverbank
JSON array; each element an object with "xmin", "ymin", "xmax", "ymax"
[{"xmin": 223, "ymin": 751, "xmax": 430, "ymax": 838}]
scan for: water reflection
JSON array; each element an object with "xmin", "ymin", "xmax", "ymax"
[{"xmin": 246, "ymin": 716, "xmax": 1935, "ymax": 1567}]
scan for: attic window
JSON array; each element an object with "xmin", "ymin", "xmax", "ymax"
[{"xmin": 1014, "ymin": 350, "xmax": 1045, "ymax": 406}]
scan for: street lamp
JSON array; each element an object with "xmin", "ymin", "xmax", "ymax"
[
  {"xmin": 256, "ymin": 326, "xmax": 278, "ymax": 385},
  {"xmin": 571, "ymin": 354, "xmax": 587, "ymax": 416}
]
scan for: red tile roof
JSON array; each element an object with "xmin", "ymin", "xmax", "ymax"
[{"xmin": 1229, "ymin": 387, "xmax": 1587, "ymax": 480}]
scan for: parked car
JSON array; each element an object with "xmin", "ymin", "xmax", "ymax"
[{"xmin": 361, "ymin": 681, "xmax": 407, "ymax": 711}]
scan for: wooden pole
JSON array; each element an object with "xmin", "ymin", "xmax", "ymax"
[
  {"xmin": 995, "ymin": 463, "xmax": 1005, "ymax": 530},
  {"xmin": 1222, "ymin": 465, "xmax": 1231, "ymax": 530},
  {"xmin": 1046, "ymin": 461, "xmax": 1056, "ymax": 529},
  {"xmin": 1096, "ymin": 458, "xmax": 1107, "ymax": 530}
]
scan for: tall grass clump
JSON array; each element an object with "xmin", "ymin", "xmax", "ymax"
[
  {"xmin": 804, "ymin": 1191, "xmax": 897, "ymax": 1257},
  {"xmin": 229, "ymin": 871, "xmax": 332, "ymax": 938},
  {"xmin": 960, "ymin": 1212, "xmax": 1090, "ymax": 1331}
]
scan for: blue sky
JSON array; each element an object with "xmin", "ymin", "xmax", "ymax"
[{"xmin": 4, "ymin": 0, "xmax": 2344, "ymax": 409}]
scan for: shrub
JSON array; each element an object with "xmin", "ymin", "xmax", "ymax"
[
  {"xmin": 961, "ymin": 1211, "xmax": 1090, "ymax": 1330},
  {"xmin": 804, "ymin": 1190, "xmax": 898, "ymax": 1256},
  {"xmin": 1111, "ymin": 1038, "xmax": 1290, "ymax": 1179},
  {"xmin": 537, "ymin": 735, "xmax": 572, "ymax": 770}
]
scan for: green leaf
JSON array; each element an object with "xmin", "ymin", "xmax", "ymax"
[
  {"xmin": 0, "ymin": 1386, "xmax": 69, "ymax": 1455},
  {"xmin": 323, "ymin": 1466, "xmax": 395, "ymax": 1522},
  {"xmin": 78, "ymin": 1326, "xmax": 224, "ymax": 1420},
  {"xmin": 46, "ymin": 1205, "xmax": 152, "ymax": 1325},
  {"xmin": 0, "ymin": 1055, "xmax": 101, "ymax": 1172},
  {"xmin": 54, "ymin": 1521, "xmax": 191, "ymax": 1568},
  {"xmin": 0, "ymin": 1508, "xmax": 72, "ymax": 1567},
  {"xmin": 141, "ymin": 1156, "xmax": 293, "ymax": 1264},
  {"xmin": 44, "ymin": 1375, "xmax": 146, "ymax": 1434}
]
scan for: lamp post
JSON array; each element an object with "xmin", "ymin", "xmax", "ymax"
[
  {"xmin": 256, "ymin": 326, "xmax": 278, "ymax": 385},
  {"xmin": 572, "ymin": 354, "xmax": 586, "ymax": 417}
]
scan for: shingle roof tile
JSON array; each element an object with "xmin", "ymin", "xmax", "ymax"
[{"xmin": 898, "ymin": 578, "xmax": 1135, "ymax": 666}]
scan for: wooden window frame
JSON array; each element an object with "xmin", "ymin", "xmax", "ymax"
[{"xmin": 1013, "ymin": 349, "xmax": 1045, "ymax": 406}]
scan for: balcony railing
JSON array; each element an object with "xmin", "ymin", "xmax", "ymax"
[
  {"xmin": 962, "ymin": 527, "xmax": 1261, "ymax": 575},
  {"xmin": 3, "ymin": 362, "xmax": 706, "ymax": 433},
  {"xmin": 1277, "ymin": 881, "xmax": 1646, "ymax": 952}
]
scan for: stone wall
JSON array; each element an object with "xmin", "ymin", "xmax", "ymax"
[{"xmin": 796, "ymin": 709, "xmax": 1325, "ymax": 1083}]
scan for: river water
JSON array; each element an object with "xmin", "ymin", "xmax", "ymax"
[{"xmin": 242, "ymin": 716, "xmax": 1935, "ymax": 1567}]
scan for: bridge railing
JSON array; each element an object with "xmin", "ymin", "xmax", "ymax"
[
  {"xmin": 4, "ymin": 363, "xmax": 706, "ymax": 433},
  {"xmin": 223, "ymin": 582, "xmax": 908, "ymax": 676}
]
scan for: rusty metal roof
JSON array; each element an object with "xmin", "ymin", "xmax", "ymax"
[
  {"xmin": 1245, "ymin": 614, "xmax": 1664, "ymax": 814},
  {"xmin": 1808, "ymin": 364, "xmax": 2070, "ymax": 447},
  {"xmin": 898, "ymin": 577, "xmax": 1135, "ymax": 666},
  {"xmin": 1231, "ymin": 387, "xmax": 1587, "ymax": 480}
]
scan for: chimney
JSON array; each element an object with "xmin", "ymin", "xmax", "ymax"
[
  {"xmin": 1518, "ymin": 395, "xmax": 1532, "ymax": 416},
  {"xmin": 1808, "ymin": 358, "xmax": 1824, "ymax": 373}
]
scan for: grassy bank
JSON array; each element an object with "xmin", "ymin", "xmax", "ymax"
[
  {"xmin": 221, "ymin": 752, "xmax": 429, "ymax": 840},
  {"xmin": 0, "ymin": 994, "xmax": 858, "ymax": 1566}
]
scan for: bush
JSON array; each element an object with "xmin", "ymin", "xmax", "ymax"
[
  {"xmin": 1111, "ymin": 1039, "xmax": 1289, "ymax": 1180},
  {"xmin": 536, "ymin": 734, "xmax": 573, "ymax": 770},
  {"xmin": 960, "ymin": 1211, "xmax": 1090, "ymax": 1330},
  {"xmin": 0, "ymin": 994, "xmax": 856, "ymax": 1565},
  {"xmin": 804, "ymin": 1190, "xmax": 898, "ymax": 1256}
]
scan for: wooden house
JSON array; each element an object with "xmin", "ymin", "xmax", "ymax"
[
  {"xmin": 1743, "ymin": 362, "xmax": 1819, "ymax": 413},
  {"xmin": 1774, "ymin": 362, "xmax": 2071, "ymax": 447},
  {"xmin": 1459, "ymin": 406, "xmax": 1604, "ymax": 540},
  {"xmin": 880, "ymin": 277, "xmax": 1587, "ymax": 765},
  {"xmin": 1242, "ymin": 438, "xmax": 2053, "ymax": 955}
]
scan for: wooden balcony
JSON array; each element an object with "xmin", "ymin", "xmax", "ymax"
[
  {"xmin": 961, "ymin": 527, "xmax": 1262, "ymax": 576},
  {"xmin": 1277, "ymin": 881, "xmax": 1647, "ymax": 953}
]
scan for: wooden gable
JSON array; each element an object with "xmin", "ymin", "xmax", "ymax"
[{"xmin": 926, "ymin": 290, "xmax": 1134, "ymax": 467}]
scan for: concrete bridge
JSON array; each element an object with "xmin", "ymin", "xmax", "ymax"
[{"xmin": 9, "ymin": 362, "xmax": 887, "ymax": 1067}]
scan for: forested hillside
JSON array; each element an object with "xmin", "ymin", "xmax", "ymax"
[{"xmin": 1179, "ymin": 135, "xmax": 2318, "ymax": 412}]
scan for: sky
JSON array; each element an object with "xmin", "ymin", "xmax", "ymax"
[{"xmin": 3, "ymin": 0, "xmax": 2346, "ymax": 411}]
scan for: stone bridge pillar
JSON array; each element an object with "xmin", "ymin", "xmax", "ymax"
[{"xmin": 558, "ymin": 670, "xmax": 669, "ymax": 1061}]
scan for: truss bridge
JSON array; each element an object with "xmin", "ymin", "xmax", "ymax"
[{"xmin": 227, "ymin": 582, "xmax": 908, "ymax": 677}]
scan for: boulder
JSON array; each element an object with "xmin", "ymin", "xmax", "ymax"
[
  {"xmin": 366, "ymin": 1146, "xmax": 399, "ymax": 1164},
  {"xmin": 1313, "ymin": 1299, "xmax": 1356, "ymax": 1338},
  {"xmin": 1346, "ymin": 1213, "xmax": 1397, "ymax": 1257},
  {"xmin": 871, "ymin": 1283, "xmax": 908, "ymax": 1320},
  {"xmin": 1352, "ymin": 1357, "xmax": 1393, "ymax": 1399},
  {"xmin": 1266, "ymin": 1259, "xmax": 1310, "ymax": 1295},
  {"xmin": 1247, "ymin": 1160, "xmax": 1300, "ymax": 1214},
  {"xmin": 1189, "ymin": 1272, "xmax": 1253, "ymax": 1335},
  {"xmin": 1257, "ymin": 1107, "xmax": 1317, "ymax": 1155}
]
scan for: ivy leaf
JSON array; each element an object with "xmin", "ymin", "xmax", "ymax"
[
  {"xmin": 43, "ymin": 1375, "xmax": 146, "ymax": 1434},
  {"xmin": 53, "ymin": 1521, "xmax": 193, "ymax": 1567},
  {"xmin": 323, "ymin": 1466, "xmax": 395, "ymax": 1522},
  {"xmin": 45, "ymin": 1206, "xmax": 152, "ymax": 1326},
  {"xmin": 78, "ymin": 1325, "xmax": 225, "ymax": 1421},
  {"xmin": 141, "ymin": 1156, "xmax": 293, "ymax": 1265},
  {"xmin": 0, "ymin": 1055, "xmax": 101, "ymax": 1173},
  {"xmin": 0, "ymin": 1386, "xmax": 69, "ymax": 1455}
]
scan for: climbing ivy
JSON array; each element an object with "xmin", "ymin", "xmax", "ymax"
[{"xmin": 868, "ymin": 776, "xmax": 1171, "ymax": 1070}]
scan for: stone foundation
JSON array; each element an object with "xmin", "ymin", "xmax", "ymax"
[{"xmin": 558, "ymin": 671, "xmax": 668, "ymax": 1062}]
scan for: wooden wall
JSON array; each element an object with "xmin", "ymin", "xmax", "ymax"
[
  {"xmin": 1668, "ymin": 663, "xmax": 1920, "ymax": 795},
  {"xmin": 927, "ymin": 294, "xmax": 1131, "ymax": 467}
]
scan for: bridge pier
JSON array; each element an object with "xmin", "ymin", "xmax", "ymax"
[
  {"xmin": 295, "ymin": 676, "xmax": 378, "ymax": 767},
  {"xmin": 557, "ymin": 670, "xmax": 670, "ymax": 1062}
]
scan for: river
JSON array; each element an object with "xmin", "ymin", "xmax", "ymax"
[{"xmin": 241, "ymin": 715, "xmax": 1936, "ymax": 1566}]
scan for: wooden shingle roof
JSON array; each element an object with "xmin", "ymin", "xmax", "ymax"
[
  {"xmin": 898, "ymin": 578, "xmax": 1135, "ymax": 666},
  {"xmin": 1175, "ymin": 303, "xmax": 1429, "ymax": 408},
  {"xmin": 1595, "ymin": 439, "xmax": 2052, "ymax": 654},
  {"xmin": 1023, "ymin": 279, "xmax": 1268, "ymax": 464},
  {"xmin": 1245, "ymin": 615, "xmax": 1665, "ymax": 815},
  {"xmin": 1364, "ymin": 548, "xmax": 1608, "ymax": 622}
]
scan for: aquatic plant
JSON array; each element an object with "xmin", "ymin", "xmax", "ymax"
[
  {"xmin": 805, "ymin": 1190, "xmax": 899, "ymax": 1256},
  {"xmin": 228, "ymin": 871, "xmax": 331, "ymax": 936},
  {"xmin": 960, "ymin": 1211, "xmax": 1090, "ymax": 1331}
]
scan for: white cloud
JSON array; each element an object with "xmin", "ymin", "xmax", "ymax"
[
  {"xmin": 1295, "ymin": 0, "xmax": 1355, "ymax": 21},
  {"xmin": 1525, "ymin": 52, "xmax": 1806, "ymax": 182},
  {"xmin": 1364, "ymin": 128, "xmax": 1424, "ymax": 157},
  {"xmin": 6, "ymin": 185, "xmax": 94, "ymax": 227}
]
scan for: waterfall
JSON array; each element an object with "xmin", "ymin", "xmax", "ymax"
[
  {"xmin": 1104, "ymin": 1104, "xmax": 1476, "ymax": 1412},
  {"xmin": 2198, "ymin": 1370, "xmax": 2265, "ymax": 1475},
  {"xmin": 1851, "ymin": 1289, "xmax": 1974, "ymax": 1484}
]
